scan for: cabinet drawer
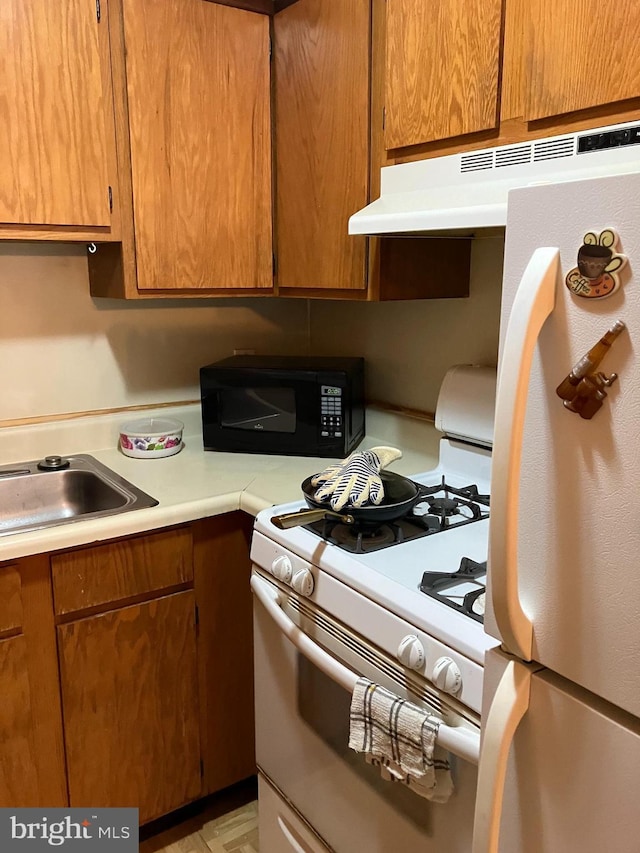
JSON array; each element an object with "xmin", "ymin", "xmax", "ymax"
[
  {"xmin": 0, "ymin": 565, "xmax": 22, "ymax": 635},
  {"xmin": 52, "ymin": 528, "xmax": 193, "ymax": 615}
]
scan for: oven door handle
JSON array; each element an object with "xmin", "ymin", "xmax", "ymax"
[
  {"xmin": 251, "ymin": 573, "xmax": 481, "ymax": 765},
  {"xmin": 491, "ymin": 246, "xmax": 560, "ymax": 661}
]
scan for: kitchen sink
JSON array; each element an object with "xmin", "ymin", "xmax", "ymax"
[{"xmin": 0, "ymin": 454, "xmax": 158, "ymax": 537}]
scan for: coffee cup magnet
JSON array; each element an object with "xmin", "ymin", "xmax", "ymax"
[{"xmin": 565, "ymin": 229, "xmax": 627, "ymax": 299}]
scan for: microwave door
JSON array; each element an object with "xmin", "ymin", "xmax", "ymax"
[{"xmin": 220, "ymin": 387, "xmax": 296, "ymax": 433}]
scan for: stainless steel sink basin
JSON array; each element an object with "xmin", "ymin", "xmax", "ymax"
[{"xmin": 0, "ymin": 454, "xmax": 158, "ymax": 537}]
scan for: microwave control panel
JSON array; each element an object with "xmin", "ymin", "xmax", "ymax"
[{"xmin": 320, "ymin": 385, "xmax": 343, "ymax": 439}]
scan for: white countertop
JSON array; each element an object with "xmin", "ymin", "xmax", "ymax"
[{"xmin": 0, "ymin": 404, "xmax": 441, "ymax": 561}]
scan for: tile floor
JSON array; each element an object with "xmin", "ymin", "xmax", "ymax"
[
  {"xmin": 139, "ymin": 801, "xmax": 258, "ymax": 853},
  {"xmin": 139, "ymin": 779, "xmax": 259, "ymax": 853}
]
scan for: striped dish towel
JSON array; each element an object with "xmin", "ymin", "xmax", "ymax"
[{"xmin": 348, "ymin": 677, "xmax": 454, "ymax": 803}]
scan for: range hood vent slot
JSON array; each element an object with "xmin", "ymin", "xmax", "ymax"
[
  {"xmin": 534, "ymin": 136, "xmax": 575, "ymax": 161},
  {"xmin": 460, "ymin": 150, "xmax": 494, "ymax": 172},
  {"xmin": 495, "ymin": 145, "xmax": 532, "ymax": 168}
]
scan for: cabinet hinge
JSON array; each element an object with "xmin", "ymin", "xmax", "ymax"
[
  {"xmin": 96, "ymin": 0, "xmax": 101, "ymax": 23},
  {"xmin": 108, "ymin": 185, "xmax": 113, "ymax": 212},
  {"xmin": 382, "ymin": 106, "xmax": 386, "ymax": 131},
  {"xmin": 195, "ymin": 604, "xmax": 200, "ymax": 631},
  {"xmin": 272, "ymin": 253, "xmax": 277, "ymax": 278},
  {"xmin": 269, "ymin": 34, "xmax": 272, "ymax": 60}
]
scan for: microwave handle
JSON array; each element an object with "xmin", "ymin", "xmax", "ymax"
[
  {"xmin": 490, "ymin": 247, "xmax": 559, "ymax": 661},
  {"xmin": 251, "ymin": 573, "xmax": 480, "ymax": 765}
]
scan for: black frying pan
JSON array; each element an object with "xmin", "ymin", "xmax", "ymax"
[{"xmin": 271, "ymin": 470, "xmax": 428, "ymax": 530}]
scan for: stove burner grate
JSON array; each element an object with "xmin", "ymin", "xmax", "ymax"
[
  {"xmin": 419, "ymin": 557, "xmax": 487, "ymax": 623},
  {"xmin": 314, "ymin": 518, "xmax": 405, "ymax": 554},
  {"xmin": 303, "ymin": 477, "xmax": 490, "ymax": 554}
]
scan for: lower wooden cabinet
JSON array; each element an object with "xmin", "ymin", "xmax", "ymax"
[
  {"xmin": 0, "ymin": 635, "xmax": 41, "ymax": 805},
  {"xmin": 58, "ymin": 591, "xmax": 202, "ymax": 823},
  {"xmin": 0, "ymin": 557, "xmax": 67, "ymax": 808},
  {"xmin": 0, "ymin": 514, "xmax": 256, "ymax": 821}
]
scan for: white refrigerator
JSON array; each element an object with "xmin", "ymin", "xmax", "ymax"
[{"xmin": 474, "ymin": 173, "xmax": 640, "ymax": 852}]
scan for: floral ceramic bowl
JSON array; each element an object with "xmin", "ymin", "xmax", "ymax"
[{"xmin": 119, "ymin": 417, "xmax": 184, "ymax": 459}]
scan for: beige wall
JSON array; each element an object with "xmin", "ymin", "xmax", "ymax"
[
  {"xmin": 0, "ymin": 237, "xmax": 504, "ymax": 423},
  {"xmin": 310, "ymin": 237, "xmax": 504, "ymax": 413},
  {"xmin": 0, "ymin": 243, "xmax": 309, "ymax": 422}
]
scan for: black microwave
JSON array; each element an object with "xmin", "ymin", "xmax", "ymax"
[{"xmin": 200, "ymin": 355, "xmax": 365, "ymax": 457}]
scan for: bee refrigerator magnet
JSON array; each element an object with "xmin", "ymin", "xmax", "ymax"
[{"xmin": 565, "ymin": 229, "xmax": 628, "ymax": 298}]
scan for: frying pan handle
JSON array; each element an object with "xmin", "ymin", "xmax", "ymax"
[{"xmin": 271, "ymin": 507, "xmax": 355, "ymax": 530}]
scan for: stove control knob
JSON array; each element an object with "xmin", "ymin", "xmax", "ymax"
[
  {"xmin": 271, "ymin": 555, "xmax": 293, "ymax": 583},
  {"xmin": 291, "ymin": 567, "xmax": 315, "ymax": 597},
  {"xmin": 432, "ymin": 657, "xmax": 463, "ymax": 696},
  {"xmin": 397, "ymin": 635, "xmax": 425, "ymax": 671}
]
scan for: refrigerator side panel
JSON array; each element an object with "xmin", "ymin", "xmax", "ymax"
[
  {"xmin": 487, "ymin": 172, "xmax": 640, "ymax": 716},
  {"xmin": 480, "ymin": 648, "xmax": 640, "ymax": 853}
]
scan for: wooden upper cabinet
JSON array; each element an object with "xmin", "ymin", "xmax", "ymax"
[
  {"xmin": 0, "ymin": 0, "xmax": 116, "ymax": 233},
  {"xmin": 120, "ymin": 0, "xmax": 272, "ymax": 291},
  {"xmin": 521, "ymin": 0, "xmax": 640, "ymax": 122},
  {"xmin": 274, "ymin": 0, "xmax": 370, "ymax": 292},
  {"xmin": 383, "ymin": 0, "xmax": 503, "ymax": 150}
]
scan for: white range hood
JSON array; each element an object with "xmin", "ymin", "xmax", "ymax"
[{"xmin": 349, "ymin": 120, "xmax": 640, "ymax": 236}]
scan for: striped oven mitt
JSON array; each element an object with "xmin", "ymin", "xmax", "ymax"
[{"xmin": 311, "ymin": 446, "xmax": 402, "ymax": 510}]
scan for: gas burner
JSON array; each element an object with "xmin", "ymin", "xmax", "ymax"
[
  {"xmin": 427, "ymin": 496, "xmax": 460, "ymax": 517},
  {"xmin": 419, "ymin": 557, "xmax": 487, "ymax": 623},
  {"xmin": 327, "ymin": 523, "xmax": 401, "ymax": 554}
]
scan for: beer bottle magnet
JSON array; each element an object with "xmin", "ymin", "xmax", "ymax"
[{"xmin": 565, "ymin": 229, "xmax": 627, "ymax": 299}]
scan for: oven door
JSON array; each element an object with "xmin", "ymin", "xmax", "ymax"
[{"xmin": 252, "ymin": 571, "xmax": 479, "ymax": 853}]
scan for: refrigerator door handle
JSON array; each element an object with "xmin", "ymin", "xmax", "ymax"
[
  {"xmin": 490, "ymin": 247, "xmax": 560, "ymax": 660},
  {"xmin": 472, "ymin": 659, "xmax": 532, "ymax": 853}
]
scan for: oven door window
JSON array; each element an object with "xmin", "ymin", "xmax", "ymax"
[{"xmin": 220, "ymin": 387, "xmax": 296, "ymax": 433}]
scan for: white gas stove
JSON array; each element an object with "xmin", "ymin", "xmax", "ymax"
[
  {"xmin": 250, "ymin": 366, "xmax": 499, "ymax": 852},
  {"xmin": 252, "ymin": 436, "xmax": 497, "ymax": 672}
]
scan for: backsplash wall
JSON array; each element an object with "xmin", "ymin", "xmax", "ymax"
[
  {"xmin": 0, "ymin": 238, "xmax": 503, "ymax": 424},
  {"xmin": 0, "ymin": 243, "xmax": 309, "ymax": 422},
  {"xmin": 309, "ymin": 237, "xmax": 504, "ymax": 414}
]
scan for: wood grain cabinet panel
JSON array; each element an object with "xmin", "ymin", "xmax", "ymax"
[
  {"xmin": 193, "ymin": 514, "xmax": 256, "ymax": 795},
  {"xmin": 0, "ymin": 635, "xmax": 41, "ymax": 806},
  {"xmin": 383, "ymin": 0, "xmax": 503, "ymax": 149},
  {"xmin": 120, "ymin": 0, "xmax": 272, "ymax": 292},
  {"xmin": 0, "ymin": 556, "xmax": 67, "ymax": 808},
  {"xmin": 0, "ymin": 565, "xmax": 22, "ymax": 635},
  {"xmin": 0, "ymin": 0, "xmax": 115, "ymax": 229},
  {"xmin": 52, "ymin": 528, "xmax": 193, "ymax": 615},
  {"xmin": 58, "ymin": 591, "xmax": 201, "ymax": 824},
  {"xmin": 274, "ymin": 0, "xmax": 370, "ymax": 291},
  {"xmin": 522, "ymin": 0, "xmax": 640, "ymax": 121}
]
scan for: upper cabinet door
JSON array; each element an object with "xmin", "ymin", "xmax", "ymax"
[
  {"xmin": 121, "ymin": 0, "xmax": 272, "ymax": 291},
  {"xmin": 383, "ymin": 0, "xmax": 503, "ymax": 149},
  {"xmin": 274, "ymin": 0, "xmax": 370, "ymax": 292},
  {"xmin": 0, "ymin": 0, "xmax": 113, "ymax": 227},
  {"xmin": 522, "ymin": 0, "xmax": 640, "ymax": 121}
]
